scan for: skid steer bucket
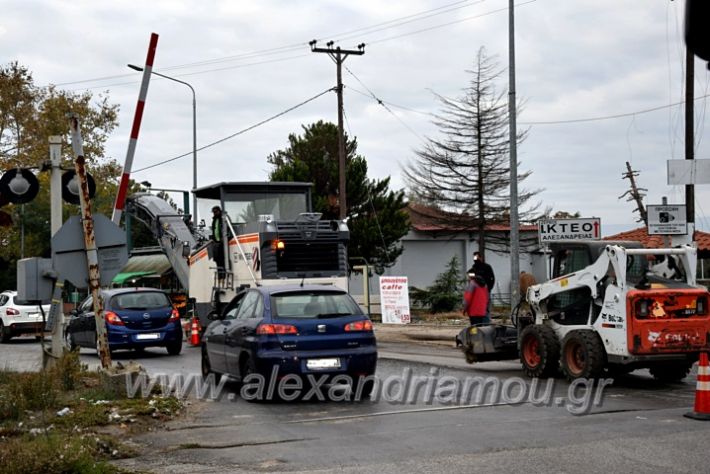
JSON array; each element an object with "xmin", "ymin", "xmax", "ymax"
[{"xmin": 456, "ymin": 323, "xmax": 519, "ymax": 363}]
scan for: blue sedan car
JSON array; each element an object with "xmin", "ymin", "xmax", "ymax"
[
  {"xmin": 201, "ymin": 285, "xmax": 377, "ymax": 399},
  {"xmin": 66, "ymin": 288, "xmax": 183, "ymax": 355}
]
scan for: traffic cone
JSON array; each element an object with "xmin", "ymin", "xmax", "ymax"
[
  {"xmin": 190, "ymin": 317, "xmax": 200, "ymax": 346},
  {"xmin": 684, "ymin": 352, "xmax": 710, "ymax": 421}
]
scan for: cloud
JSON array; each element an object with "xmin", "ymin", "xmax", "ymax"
[{"xmin": 2, "ymin": 0, "xmax": 709, "ymax": 229}]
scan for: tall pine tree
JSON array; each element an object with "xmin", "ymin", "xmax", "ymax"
[{"xmin": 404, "ymin": 48, "xmax": 540, "ymax": 257}]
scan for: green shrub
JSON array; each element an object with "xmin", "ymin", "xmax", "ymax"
[{"xmin": 410, "ymin": 255, "xmax": 465, "ymax": 313}]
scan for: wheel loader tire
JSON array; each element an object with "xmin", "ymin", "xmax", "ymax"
[
  {"xmin": 649, "ymin": 362, "xmax": 692, "ymax": 383},
  {"xmin": 560, "ymin": 330, "xmax": 606, "ymax": 381},
  {"xmin": 519, "ymin": 324, "xmax": 560, "ymax": 378}
]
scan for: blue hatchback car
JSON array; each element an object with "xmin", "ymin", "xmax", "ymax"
[
  {"xmin": 201, "ymin": 285, "xmax": 377, "ymax": 399},
  {"xmin": 66, "ymin": 288, "xmax": 183, "ymax": 355}
]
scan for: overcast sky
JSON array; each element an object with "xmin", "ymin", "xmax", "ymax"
[{"xmin": 3, "ymin": 0, "xmax": 709, "ymax": 235}]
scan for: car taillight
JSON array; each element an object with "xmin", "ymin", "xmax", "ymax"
[
  {"xmin": 256, "ymin": 323, "xmax": 298, "ymax": 335},
  {"xmin": 6, "ymin": 308, "xmax": 19, "ymax": 316},
  {"xmin": 344, "ymin": 320, "xmax": 373, "ymax": 332},
  {"xmin": 104, "ymin": 310, "xmax": 125, "ymax": 326},
  {"xmin": 698, "ymin": 297, "xmax": 708, "ymax": 316},
  {"xmin": 168, "ymin": 308, "xmax": 180, "ymax": 322}
]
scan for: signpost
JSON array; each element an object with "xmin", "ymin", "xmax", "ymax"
[
  {"xmin": 538, "ymin": 218, "xmax": 601, "ymax": 243},
  {"xmin": 379, "ymin": 276, "xmax": 411, "ymax": 324},
  {"xmin": 647, "ymin": 204, "xmax": 687, "ymax": 236}
]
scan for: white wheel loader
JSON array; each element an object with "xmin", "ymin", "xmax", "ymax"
[{"xmin": 458, "ymin": 240, "xmax": 710, "ymax": 381}]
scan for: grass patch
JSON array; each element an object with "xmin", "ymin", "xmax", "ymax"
[
  {"xmin": 0, "ymin": 351, "xmax": 183, "ymax": 474},
  {"xmin": 0, "ymin": 432, "xmax": 132, "ymax": 474}
]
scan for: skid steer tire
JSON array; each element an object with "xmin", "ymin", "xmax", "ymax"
[
  {"xmin": 560, "ymin": 330, "xmax": 606, "ymax": 381},
  {"xmin": 519, "ymin": 324, "xmax": 560, "ymax": 378},
  {"xmin": 649, "ymin": 362, "xmax": 692, "ymax": 383}
]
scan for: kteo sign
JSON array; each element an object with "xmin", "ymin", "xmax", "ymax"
[{"xmin": 538, "ymin": 218, "xmax": 601, "ymax": 243}]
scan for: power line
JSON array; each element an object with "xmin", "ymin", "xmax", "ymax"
[
  {"xmin": 133, "ymin": 87, "xmax": 334, "ymax": 173},
  {"xmin": 520, "ymin": 93, "xmax": 710, "ymax": 125},
  {"xmin": 366, "ymin": 0, "xmax": 537, "ymax": 46},
  {"xmin": 344, "ymin": 69, "xmax": 425, "ymax": 141},
  {"xmin": 348, "ymin": 81, "xmax": 710, "ymax": 131},
  {"xmin": 49, "ymin": 0, "xmax": 512, "ymax": 89},
  {"xmin": 65, "ymin": 54, "xmax": 311, "ymax": 92},
  {"xmin": 327, "ymin": 0, "xmax": 487, "ymax": 44}
]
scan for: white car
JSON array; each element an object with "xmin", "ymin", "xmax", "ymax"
[{"xmin": 0, "ymin": 291, "xmax": 51, "ymax": 343}]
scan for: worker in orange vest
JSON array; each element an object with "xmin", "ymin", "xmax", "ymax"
[{"xmin": 463, "ymin": 272, "xmax": 490, "ymax": 325}]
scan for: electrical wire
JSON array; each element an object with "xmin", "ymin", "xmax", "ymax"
[
  {"xmin": 344, "ymin": 68, "xmax": 425, "ymax": 142},
  {"xmin": 65, "ymin": 54, "xmax": 312, "ymax": 92},
  {"xmin": 327, "ymin": 0, "xmax": 487, "ymax": 44},
  {"xmin": 50, "ymin": 0, "xmax": 494, "ymax": 88},
  {"xmin": 348, "ymin": 81, "xmax": 710, "ymax": 127},
  {"xmin": 365, "ymin": 0, "xmax": 536, "ymax": 46},
  {"xmin": 520, "ymin": 94, "xmax": 710, "ymax": 125},
  {"xmin": 132, "ymin": 87, "xmax": 334, "ymax": 173}
]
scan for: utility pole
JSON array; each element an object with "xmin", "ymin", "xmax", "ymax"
[
  {"xmin": 619, "ymin": 161, "xmax": 648, "ymax": 226},
  {"xmin": 69, "ymin": 115, "xmax": 112, "ymax": 370},
  {"xmin": 508, "ymin": 0, "xmax": 520, "ymax": 310},
  {"xmin": 685, "ymin": 45, "xmax": 695, "ymax": 234},
  {"xmin": 309, "ymin": 40, "xmax": 365, "ymax": 220}
]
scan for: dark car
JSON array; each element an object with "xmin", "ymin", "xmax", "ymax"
[
  {"xmin": 201, "ymin": 285, "xmax": 377, "ymax": 399},
  {"xmin": 66, "ymin": 288, "xmax": 183, "ymax": 355}
]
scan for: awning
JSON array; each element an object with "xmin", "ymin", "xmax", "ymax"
[{"xmin": 112, "ymin": 271, "xmax": 158, "ymax": 285}]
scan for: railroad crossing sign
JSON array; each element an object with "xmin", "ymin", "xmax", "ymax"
[
  {"xmin": 51, "ymin": 213, "xmax": 128, "ymax": 288},
  {"xmin": 538, "ymin": 218, "xmax": 601, "ymax": 243}
]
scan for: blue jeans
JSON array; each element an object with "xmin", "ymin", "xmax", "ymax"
[{"xmin": 469, "ymin": 316, "xmax": 491, "ymax": 325}]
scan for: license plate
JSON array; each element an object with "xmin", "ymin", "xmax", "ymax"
[
  {"xmin": 28, "ymin": 313, "xmax": 40, "ymax": 318},
  {"xmin": 306, "ymin": 358, "xmax": 341, "ymax": 369},
  {"xmin": 136, "ymin": 333, "xmax": 160, "ymax": 341}
]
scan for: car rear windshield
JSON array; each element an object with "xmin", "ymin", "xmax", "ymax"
[
  {"xmin": 111, "ymin": 292, "xmax": 171, "ymax": 310},
  {"xmin": 271, "ymin": 291, "xmax": 362, "ymax": 319}
]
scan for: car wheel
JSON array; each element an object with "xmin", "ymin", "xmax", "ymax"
[
  {"xmin": 166, "ymin": 338, "xmax": 182, "ymax": 356},
  {"xmin": 0, "ymin": 321, "xmax": 12, "ymax": 343},
  {"xmin": 65, "ymin": 330, "xmax": 77, "ymax": 351},
  {"xmin": 351, "ymin": 374, "xmax": 375, "ymax": 401},
  {"xmin": 201, "ymin": 346, "xmax": 214, "ymax": 379},
  {"xmin": 240, "ymin": 357, "xmax": 264, "ymax": 402}
]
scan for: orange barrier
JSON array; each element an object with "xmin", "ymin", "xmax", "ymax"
[{"xmin": 684, "ymin": 352, "xmax": 710, "ymax": 421}]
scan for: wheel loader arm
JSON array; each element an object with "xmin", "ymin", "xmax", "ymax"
[{"xmin": 527, "ymin": 247, "xmax": 617, "ymax": 319}]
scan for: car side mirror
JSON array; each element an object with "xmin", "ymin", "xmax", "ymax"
[
  {"xmin": 69, "ymin": 309, "xmax": 78, "ymax": 317},
  {"xmin": 207, "ymin": 312, "xmax": 221, "ymax": 321}
]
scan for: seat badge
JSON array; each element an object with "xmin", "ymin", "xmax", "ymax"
[{"xmin": 317, "ymin": 324, "xmax": 326, "ymax": 333}]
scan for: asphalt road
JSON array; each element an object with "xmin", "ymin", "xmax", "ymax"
[{"xmin": 2, "ymin": 336, "xmax": 709, "ymax": 473}]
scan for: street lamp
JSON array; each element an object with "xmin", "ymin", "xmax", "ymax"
[{"xmin": 128, "ymin": 64, "xmax": 198, "ymax": 227}]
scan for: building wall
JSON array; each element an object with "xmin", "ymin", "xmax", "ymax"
[{"xmin": 348, "ymin": 229, "xmax": 544, "ymax": 307}]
